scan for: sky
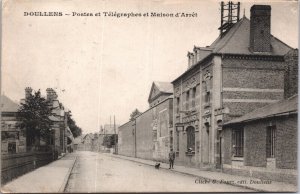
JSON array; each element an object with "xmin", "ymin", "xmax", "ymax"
[{"xmin": 2, "ymin": 0, "xmax": 298, "ymax": 134}]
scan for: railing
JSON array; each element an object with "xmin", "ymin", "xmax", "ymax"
[{"xmin": 1, "ymin": 151, "xmax": 53, "ymax": 185}]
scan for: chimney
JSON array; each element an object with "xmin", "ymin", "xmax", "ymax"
[
  {"xmin": 187, "ymin": 52, "xmax": 194, "ymax": 68},
  {"xmin": 250, "ymin": 5, "xmax": 271, "ymax": 52},
  {"xmin": 25, "ymin": 87, "xmax": 32, "ymax": 99},
  {"xmin": 194, "ymin": 46, "xmax": 200, "ymax": 63},
  {"xmin": 46, "ymin": 88, "xmax": 53, "ymax": 101},
  {"xmin": 284, "ymin": 49, "xmax": 298, "ymax": 99}
]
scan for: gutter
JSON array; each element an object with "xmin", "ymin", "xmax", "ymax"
[{"xmin": 224, "ymin": 110, "xmax": 297, "ymax": 126}]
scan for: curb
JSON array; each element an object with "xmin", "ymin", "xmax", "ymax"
[
  {"xmin": 58, "ymin": 156, "xmax": 77, "ymax": 192},
  {"xmin": 110, "ymin": 154, "xmax": 266, "ymax": 192}
]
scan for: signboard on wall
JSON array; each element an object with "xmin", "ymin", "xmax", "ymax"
[{"xmin": 1, "ymin": 131, "xmax": 19, "ymax": 141}]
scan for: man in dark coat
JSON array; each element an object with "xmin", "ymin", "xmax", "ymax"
[{"xmin": 169, "ymin": 148, "xmax": 175, "ymax": 169}]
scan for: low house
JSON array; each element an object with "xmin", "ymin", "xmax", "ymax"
[
  {"xmin": 1, "ymin": 95, "xmax": 26, "ymax": 154},
  {"xmin": 221, "ymin": 95, "xmax": 297, "ymax": 184}
]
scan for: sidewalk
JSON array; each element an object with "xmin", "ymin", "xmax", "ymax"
[
  {"xmin": 1, "ymin": 154, "xmax": 77, "ymax": 193},
  {"xmin": 110, "ymin": 154, "xmax": 297, "ymax": 192}
]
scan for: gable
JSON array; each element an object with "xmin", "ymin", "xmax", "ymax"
[{"xmin": 149, "ymin": 84, "xmax": 160, "ymax": 102}]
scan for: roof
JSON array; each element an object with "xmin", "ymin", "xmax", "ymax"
[
  {"xmin": 148, "ymin": 81, "xmax": 173, "ymax": 102},
  {"xmin": 224, "ymin": 95, "xmax": 298, "ymax": 125},
  {"xmin": 154, "ymin": 82, "xmax": 173, "ymax": 93},
  {"xmin": 173, "ymin": 16, "xmax": 293, "ymax": 83},
  {"xmin": 0, "ymin": 95, "xmax": 19, "ymax": 112},
  {"xmin": 73, "ymin": 136, "xmax": 82, "ymax": 144},
  {"xmin": 210, "ymin": 17, "xmax": 292, "ymax": 55}
]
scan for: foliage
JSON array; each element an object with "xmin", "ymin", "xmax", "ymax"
[
  {"xmin": 18, "ymin": 90, "xmax": 54, "ymax": 147},
  {"xmin": 102, "ymin": 134, "xmax": 118, "ymax": 148},
  {"xmin": 130, "ymin": 108, "xmax": 141, "ymax": 121},
  {"xmin": 67, "ymin": 112, "xmax": 82, "ymax": 138}
]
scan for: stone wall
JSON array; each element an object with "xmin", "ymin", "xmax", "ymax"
[{"xmin": 118, "ymin": 121, "xmax": 135, "ymax": 157}]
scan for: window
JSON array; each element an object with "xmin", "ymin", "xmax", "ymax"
[
  {"xmin": 192, "ymin": 87, "xmax": 196, "ymax": 108},
  {"xmin": 176, "ymin": 97, "xmax": 180, "ymax": 113},
  {"xmin": 232, "ymin": 128, "xmax": 244, "ymax": 157},
  {"xmin": 186, "ymin": 90, "xmax": 190, "ymax": 110},
  {"xmin": 205, "ymin": 91, "xmax": 210, "ymax": 104},
  {"xmin": 266, "ymin": 126, "xmax": 276, "ymax": 158},
  {"xmin": 186, "ymin": 126, "xmax": 195, "ymax": 151}
]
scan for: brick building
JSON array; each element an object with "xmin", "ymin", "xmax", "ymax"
[
  {"xmin": 118, "ymin": 81, "xmax": 173, "ymax": 162},
  {"xmin": 221, "ymin": 48, "xmax": 298, "ymax": 184},
  {"xmin": 222, "ymin": 95, "xmax": 297, "ymax": 184},
  {"xmin": 172, "ymin": 5, "xmax": 294, "ymax": 169}
]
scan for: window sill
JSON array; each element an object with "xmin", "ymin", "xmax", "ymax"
[
  {"xmin": 185, "ymin": 151, "xmax": 195, "ymax": 156},
  {"xmin": 231, "ymin": 156, "xmax": 244, "ymax": 161}
]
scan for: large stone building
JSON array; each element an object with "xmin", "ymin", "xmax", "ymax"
[
  {"xmin": 172, "ymin": 5, "xmax": 294, "ymax": 169},
  {"xmin": 118, "ymin": 81, "xmax": 173, "ymax": 162}
]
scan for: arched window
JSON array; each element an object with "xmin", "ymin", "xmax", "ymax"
[{"xmin": 186, "ymin": 126, "xmax": 195, "ymax": 151}]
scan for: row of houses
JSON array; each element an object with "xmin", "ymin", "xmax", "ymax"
[
  {"xmin": 118, "ymin": 4, "xmax": 298, "ymax": 184},
  {"xmin": 74, "ymin": 124, "xmax": 119, "ymax": 153}
]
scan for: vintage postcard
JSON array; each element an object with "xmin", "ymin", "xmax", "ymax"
[{"xmin": 1, "ymin": 0, "xmax": 298, "ymax": 193}]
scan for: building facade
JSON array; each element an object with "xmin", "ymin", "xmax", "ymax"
[
  {"xmin": 1, "ymin": 95, "xmax": 26, "ymax": 154},
  {"xmin": 118, "ymin": 82, "xmax": 173, "ymax": 162},
  {"xmin": 222, "ymin": 95, "xmax": 297, "ymax": 184},
  {"xmin": 172, "ymin": 5, "xmax": 293, "ymax": 169}
]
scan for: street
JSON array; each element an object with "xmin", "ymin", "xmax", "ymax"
[{"xmin": 65, "ymin": 151, "xmax": 253, "ymax": 192}]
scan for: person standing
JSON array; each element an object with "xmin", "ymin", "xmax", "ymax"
[{"xmin": 169, "ymin": 148, "xmax": 175, "ymax": 169}]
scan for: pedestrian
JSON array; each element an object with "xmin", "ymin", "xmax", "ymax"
[{"xmin": 169, "ymin": 148, "xmax": 175, "ymax": 169}]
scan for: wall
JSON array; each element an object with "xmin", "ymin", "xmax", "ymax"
[
  {"xmin": 135, "ymin": 108, "xmax": 154, "ymax": 160},
  {"xmin": 222, "ymin": 58, "xmax": 285, "ymax": 122},
  {"xmin": 118, "ymin": 98, "xmax": 173, "ymax": 162},
  {"xmin": 1, "ymin": 152, "xmax": 53, "ymax": 185},
  {"xmin": 152, "ymin": 98, "xmax": 173, "ymax": 162},
  {"xmin": 118, "ymin": 121, "xmax": 135, "ymax": 157},
  {"xmin": 276, "ymin": 115, "xmax": 297, "ymax": 169},
  {"xmin": 221, "ymin": 114, "xmax": 297, "ymax": 184}
]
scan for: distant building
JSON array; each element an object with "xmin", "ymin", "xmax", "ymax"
[
  {"xmin": 1, "ymin": 95, "xmax": 26, "ymax": 154},
  {"xmin": 101, "ymin": 124, "xmax": 120, "ymax": 135},
  {"xmin": 118, "ymin": 81, "xmax": 173, "ymax": 162},
  {"xmin": 81, "ymin": 133, "xmax": 94, "ymax": 151},
  {"xmin": 73, "ymin": 136, "xmax": 83, "ymax": 151}
]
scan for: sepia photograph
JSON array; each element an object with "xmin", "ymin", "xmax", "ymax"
[{"xmin": 1, "ymin": 0, "xmax": 298, "ymax": 192}]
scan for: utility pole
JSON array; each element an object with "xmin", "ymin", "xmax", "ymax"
[{"xmin": 114, "ymin": 115, "xmax": 116, "ymax": 154}]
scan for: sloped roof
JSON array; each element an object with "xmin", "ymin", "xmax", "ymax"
[
  {"xmin": 73, "ymin": 136, "xmax": 82, "ymax": 144},
  {"xmin": 224, "ymin": 95, "xmax": 298, "ymax": 125},
  {"xmin": 210, "ymin": 17, "xmax": 292, "ymax": 55},
  {"xmin": 173, "ymin": 16, "xmax": 293, "ymax": 83},
  {"xmin": 0, "ymin": 95, "xmax": 19, "ymax": 112},
  {"xmin": 154, "ymin": 82, "xmax": 173, "ymax": 93},
  {"xmin": 148, "ymin": 81, "xmax": 173, "ymax": 103}
]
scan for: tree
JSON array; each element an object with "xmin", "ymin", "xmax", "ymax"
[
  {"xmin": 67, "ymin": 112, "xmax": 82, "ymax": 138},
  {"xmin": 18, "ymin": 90, "xmax": 54, "ymax": 147},
  {"xmin": 130, "ymin": 108, "xmax": 141, "ymax": 121},
  {"xmin": 102, "ymin": 134, "xmax": 118, "ymax": 148}
]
